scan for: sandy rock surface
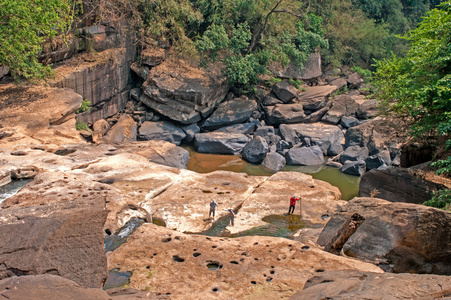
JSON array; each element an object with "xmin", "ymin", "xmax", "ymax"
[{"xmin": 108, "ymin": 224, "xmax": 382, "ymax": 300}]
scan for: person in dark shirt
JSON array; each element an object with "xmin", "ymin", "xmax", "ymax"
[
  {"xmin": 227, "ymin": 208, "xmax": 235, "ymax": 226},
  {"xmin": 209, "ymin": 199, "xmax": 218, "ymax": 219}
]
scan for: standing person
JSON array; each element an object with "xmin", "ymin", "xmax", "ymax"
[
  {"xmin": 288, "ymin": 195, "xmax": 300, "ymax": 215},
  {"xmin": 209, "ymin": 199, "xmax": 218, "ymax": 219},
  {"xmin": 227, "ymin": 208, "xmax": 235, "ymax": 226}
]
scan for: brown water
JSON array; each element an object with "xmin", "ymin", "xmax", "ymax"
[{"xmin": 184, "ymin": 146, "xmax": 360, "ymax": 200}]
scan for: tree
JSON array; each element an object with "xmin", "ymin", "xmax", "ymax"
[
  {"xmin": 374, "ymin": 1, "xmax": 451, "ymax": 175},
  {"xmin": 193, "ymin": 0, "xmax": 328, "ymax": 91},
  {"xmin": 0, "ymin": 0, "xmax": 71, "ymax": 80}
]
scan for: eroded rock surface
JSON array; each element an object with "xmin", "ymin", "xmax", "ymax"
[{"xmin": 108, "ymin": 224, "xmax": 382, "ymax": 300}]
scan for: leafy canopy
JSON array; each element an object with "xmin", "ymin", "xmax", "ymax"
[
  {"xmin": 0, "ymin": 0, "xmax": 71, "ymax": 80},
  {"xmin": 374, "ymin": 1, "xmax": 451, "ymax": 177}
]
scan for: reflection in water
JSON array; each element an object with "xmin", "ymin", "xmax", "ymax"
[
  {"xmin": 184, "ymin": 145, "xmax": 360, "ymax": 200},
  {"xmin": 0, "ymin": 179, "xmax": 32, "ymax": 204},
  {"xmin": 103, "ymin": 269, "xmax": 132, "ymax": 290}
]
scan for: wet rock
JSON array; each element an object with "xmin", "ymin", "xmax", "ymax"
[
  {"xmin": 262, "ymin": 152, "xmax": 286, "ymax": 172},
  {"xmin": 286, "ymin": 145, "xmax": 324, "ymax": 166},
  {"xmin": 141, "ymin": 59, "xmax": 229, "ymax": 124},
  {"xmin": 102, "ymin": 114, "xmax": 137, "ymax": 143},
  {"xmin": 194, "ymin": 132, "xmax": 249, "ymax": 154},
  {"xmin": 138, "ymin": 121, "xmax": 186, "ymax": 145},
  {"xmin": 340, "ymin": 160, "xmax": 366, "ymax": 176},
  {"xmin": 0, "ymin": 197, "xmax": 107, "ymax": 287},
  {"xmin": 292, "ymin": 270, "xmax": 451, "ymax": 299},
  {"xmin": 359, "ymin": 167, "xmax": 449, "ymax": 204},
  {"xmin": 0, "ymin": 275, "xmax": 111, "ymax": 300},
  {"xmin": 108, "ymin": 223, "xmax": 381, "ymax": 299},
  {"xmin": 318, "ymin": 197, "xmax": 451, "ymax": 274},
  {"xmin": 201, "ymin": 97, "xmax": 257, "ymax": 130},
  {"xmin": 242, "ymin": 136, "xmax": 269, "ymax": 164}
]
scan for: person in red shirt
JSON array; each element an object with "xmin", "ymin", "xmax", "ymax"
[{"xmin": 288, "ymin": 195, "xmax": 300, "ymax": 215}]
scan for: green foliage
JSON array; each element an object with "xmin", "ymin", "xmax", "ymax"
[
  {"xmin": 423, "ymin": 189, "xmax": 451, "ymax": 211},
  {"xmin": 289, "ymin": 78, "xmax": 303, "ymax": 89},
  {"xmin": 374, "ymin": 1, "xmax": 451, "ymax": 175},
  {"xmin": 194, "ymin": 1, "xmax": 328, "ymax": 91},
  {"xmin": 75, "ymin": 121, "xmax": 90, "ymax": 131},
  {"xmin": 76, "ymin": 99, "xmax": 91, "ymax": 114},
  {"xmin": 351, "ymin": 66, "xmax": 373, "ymax": 82},
  {"xmin": 0, "ymin": 0, "xmax": 71, "ymax": 80},
  {"xmin": 266, "ymin": 76, "xmax": 282, "ymax": 87},
  {"xmin": 431, "ymin": 156, "xmax": 451, "ymax": 176}
]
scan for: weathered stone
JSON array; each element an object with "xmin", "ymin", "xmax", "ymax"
[
  {"xmin": 10, "ymin": 166, "xmax": 39, "ymax": 180},
  {"xmin": 339, "ymin": 145, "xmax": 369, "ymax": 164},
  {"xmin": 286, "ymin": 145, "xmax": 324, "ymax": 166},
  {"xmin": 92, "ymin": 119, "xmax": 110, "ymax": 143},
  {"xmin": 272, "ymin": 80, "xmax": 299, "ymax": 103},
  {"xmin": 296, "ymin": 85, "xmax": 338, "ymax": 111},
  {"xmin": 318, "ymin": 197, "xmax": 451, "ymax": 274},
  {"xmin": 262, "ymin": 94, "xmax": 283, "ymax": 106},
  {"xmin": 340, "ymin": 160, "xmax": 366, "ymax": 176},
  {"xmin": 339, "ymin": 115, "xmax": 359, "ymax": 128},
  {"xmin": 138, "ymin": 121, "xmax": 186, "ymax": 145},
  {"xmin": 329, "ymin": 77, "xmax": 347, "ymax": 90},
  {"xmin": 293, "ymin": 270, "xmax": 451, "ymax": 299},
  {"xmin": 194, "ymin": 132, "xmax": 249, "ymax": 154},
  {"xmin": 214, "ymin": 122, "xmax": 257, "ymax": 135},
  {"xmin": 359, "ymin": 167, "xmax": 449, "ymax": 204},
  {"xmin": 365, "ymin": 150, "xmax": 391, "ymax": 170},
  {"xmin": 181, "ymin": 123, "xmax": 200, "ymax": 143},
  {"xmin": 201, "ymin": 97, "xmax": 257, "ymax": 130},
  {"xmin": 107, "ymin": 288, "xmax": 168, "ymax": 299},
  {"xmin": 130, "ymin": 62, "xmax": 149, "ymax": 80},
  {"xmin": 356, "ymin": 99, "xmax": 379, "ymax": 119},
  {"xmin": 303, "ymin": 105, "xmax": 331, "ymax": 123},
  {"xmin": 0, "ymin": 65, "xmax": 9, "ymax": 79},
  {"xmin": 280, "ymin": 123, "xmax": 344, "ymax": 155},
  {"xmin": 140, "ymin": 47, "xmax": 165, "ymax": 67},
  {"xmin": 241, "ymin": 136, "xmax": 269, "ymax": 164},
  {"xmin": 0, "ymin": 275, "xmax": 111, "ymax": 300},
  {"xmin": 102, "ymin": 114, "xmax": 137, "ymax": 143},
  {"xmin": 321, "ymin": 102, "xmax": 346, "ymax": 125},
  {"xmin": 0, "ymin": 197, "xmax": 107, "ymax": 287},
  {"xmin": 270, "ymin": 52, "xmax": 322, "ymax": 81},
  {"xmin": 262, "ymin": 151, "xmax": 286, "ymax": 172},
  {"xmin": 346, "ymin": 72, "xmax": 363, "ymax": 89},
  {"xmin": 264, "ymin": 103, "xmax": 306, "ymax": 125},
  {"xmin": 141, "ymin": 59, "xmax": 229, "ymax": 124},
  {"xmin": 108, "ymin": 222, "xmax": 381, "ymax": 299}
]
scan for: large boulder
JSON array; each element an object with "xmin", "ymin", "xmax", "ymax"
[
  {"xmin": 356, "ymin": 99, "xmax": 379, "ymax": 119},
  {"xmin": 272, "ymin": 80, "xmax": 299, "ymax": 103},
  {"xmin": 262, "ymin": 152, "xmax": 286, "ymax": 172},
  {"xmin": 286, "ymin": 145, "xmax": 324, "ymax": 166},
  {"xmin": 292, "ymin": 270, "xmax": 451, "ymax": 299},
  {"xmin": 346, "ymin": 72, "xmax": 363, "ymax": 89},
  {"xmin": 138, "ymin": 120, "xmax": 186, "ymax": 145},
  {"xmin": 201, "ymin": 97, "xmax": 257, "ymax": 130},
  {"xmin": 317, "ymin": 197, "xmax": 451, "ymax": 274},
  {"xmin": 241, "ymin": 136, "xmax": 269, "ymax": 164},
  {"xmin": 296, "ymin": 85, "xmax": 338, "ymax": 112},
  {"xmin": 0, "ymin": 197, "xmax": 107, "ymax": 287},
  {"xmin": 279, "ymin": 123, "xmax": 344, "ymax": 155},
  {"xmin": 340, "ymin": 160, "xmax": 366, "ymax": 176},
  {"xmin": 102, "ymin": 114, "xmax": 137, "ymax": 143},
  {"xmin": 339, "ymin": 145, "xmax": 369, "ymax": 164},
  {"xmin": 264, "ymin": 103, "xmax": 306, "ymax": 125},
  {"xmin": 359, "ymin": 167, "xmax": 449, "ymax": 204},
  {"xmin": 194, "ymin": 132, "xmax": 249, "ymax": 154},
  {"xmin": 214, "ymin": 122, "xmax": 258, "ymax": 135},
  {"xmin": 140, "ymin": 59, "xmax": 229, "ymax": 124}
]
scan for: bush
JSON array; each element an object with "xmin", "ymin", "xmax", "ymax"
[
  {"xmin": 423, "ymin": 189, "xmax": 451, "ymax": 211},
  {"xmin": 75, "ymin": 99, "xmax": 91, "ymax": 114},
  {"xmin": 75, "ymin": 121, "xmax": 90, "ymax": 131}
]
